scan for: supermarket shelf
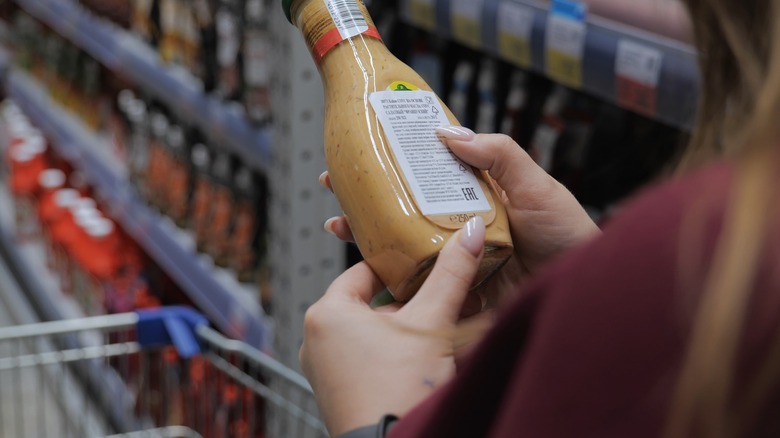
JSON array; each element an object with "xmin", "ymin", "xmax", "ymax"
[
  {"xmin": 14, "ymin": 0, "xmax": 272, "ymax": 173},
  {"xmin": 400, "ymin": 0, "xmax": 699, "ymax": 130},
  {"xmin": 5, "ymin": 70, "xmax": 273, "ymax": 351}
]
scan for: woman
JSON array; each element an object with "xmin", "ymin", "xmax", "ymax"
[{"xmin": 300, "ymin": 0, "xmax": 780, "ymax": 436}]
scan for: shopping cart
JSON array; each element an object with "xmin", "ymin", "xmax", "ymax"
[{"xmin": 0, "ymin": 306, "xmax": 327, "ymax": 438}]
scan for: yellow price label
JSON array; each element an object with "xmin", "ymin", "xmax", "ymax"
[
  {"xmin": 452, "ymin": 16, "xmax": 481, "ymax": 49},
  {"xmin": 497, "ymin": 1, "xmax": 534, "ymax": 69},
  {"xmin": 409, "ymin": 0, "xmax": 436, "ymax": 31},
  {"xmin": 546, "ymin": 50, "xmax": 582, "ymax": 88},
  {"xmin": 498, "ymin": 33, "xmax": 532, "ymax": 68}
]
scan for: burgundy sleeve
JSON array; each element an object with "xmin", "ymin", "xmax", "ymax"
[{"xmin": 388, "ymin": 164, "xmax": 738, "ymax": 438}]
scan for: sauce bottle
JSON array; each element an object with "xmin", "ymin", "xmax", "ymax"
[{"xmin": 283, "ymin": 0, "xmax": 513, "ymax": 301}]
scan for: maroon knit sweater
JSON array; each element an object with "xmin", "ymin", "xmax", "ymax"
[{"xmin": 388, "ymin": 162, "xmax": 780, "ymax": 437}]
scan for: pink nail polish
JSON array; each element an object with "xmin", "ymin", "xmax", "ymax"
[
  {"xmin": 459, "ymin": 216, "xmax": 485, "ymax": 256},
  {"xmin": 435, "ymin": 125, "xmax": 476, "ymax": 141},
  {"xmin": 324, "ymin": 217, "xmax": 337, "ymax": 235}
]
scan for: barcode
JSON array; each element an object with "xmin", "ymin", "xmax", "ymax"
[{"xmin": 327, "ymin": 0, "xmax": 369, "ymax": 39}]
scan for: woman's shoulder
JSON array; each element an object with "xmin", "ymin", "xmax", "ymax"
[{"xmin": 598, "ymin": 160, "xmax": 734, "ymax": 235}]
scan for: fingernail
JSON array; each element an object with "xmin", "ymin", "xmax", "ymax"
[
  {"xmin": 435, "ymin": 125, "xmax": 476, "ymax": 141},
  {"xmin": 477, "ymin": 290, "xmax": 487, "ymax": 310},
  {"xmin": 459, "ymin": 216, "xmax": 485, "ymax": 256},
  {"xmin": 324, "ymin": 217, "xmax": 337, "ymax": 235},
  {"xmin": 318, "ymin": 171, "xmax": 328, "ymax": 186}
]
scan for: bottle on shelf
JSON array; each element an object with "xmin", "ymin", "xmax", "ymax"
[
  {"xmin": 121, "ymin": 91, "xmax": 152, "ymax": 188},
  {"xmin": 500, "ymin": 69, "xmax": 528, "ymax": 141},
  {"xmin": 188, "ymin": 140, "xmax": 215, "ymax": 253},
  {"xmin": 71, "ymin": 216, "xmax": 118, "ymax": 316},
  {"xmin": 475, "ymin": 58, "xmax": 497, "ymax": 134},
  {"xmin": 202, "ymin": 151, "xmax": 235, "ymax": 267},
  {"xmin": 51, "ymin": 197, "xmax": 96, "ymax": 293},
  {"xmin": 447, "ymin": 59, "xmax": 475, "ymax": 129},
  {"xmin": 242, "ymin": 0, "xmax": 273, "ymax": 126},
  {"xmin": 194, "ymin": 0, "xmax": 218, "ymax": 92},
  {"xmin": 227, "ymin": 164, "xmax": 267, "ymax": 283},
  {"xmin": 215, "ymin": 0, "xmax": 243, "ymax": 102},
  {"xmin": 9, "ymin": 134, "xmax": 48, "ymax": 240},
  {"xmin": 40, "ymin": 188, "xmax": 80, "ymax": 270},
  {"xmin": 131, "ymin": 0, "xmax": 156, "ymax": 43},
  {"xmin": 34, "ymin": 168, "xmax": 67, "ymax": 242},
  {"xmin": 161, "ymin": 124, "xmax": 192, "ymax": 227},
  {"xmin": 145, "ymin": 109, "xmax": 171, "ymax": 206},
  {"xmin": 283, "ymin": 0, "xmax": 513, "ymax": 301},
  {"xmin": 528, "ymin": 85, "xmax": 570, "ymax": 172}
]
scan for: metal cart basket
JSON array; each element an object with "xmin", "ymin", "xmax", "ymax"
[{"xmin": 0, "ymin": 307, "xmax": 327, "ymax": 437}]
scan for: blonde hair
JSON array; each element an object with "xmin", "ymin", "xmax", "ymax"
[{"xmin": 667, "ymin": 0, "xmax": 780, "ymax": 436}]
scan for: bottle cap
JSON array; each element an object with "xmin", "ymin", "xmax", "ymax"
[
  {"xmin": 86, "ymin": 219, "xmax": 115, "ymax": 239},
  {"xmin": 38, "ymin": 169, "xmax": 67, "ymax": 189},
  {"xmin": 53, "ymin": 189, "xmax": 80, "ymax": 207},
  {"xmin": 117, "ymin": 89, "xmax": 136, "ymax": 111},
  {"xmin": 10, "ymin": 148, "xmax": 36, "ymax": 163},
  {"xmin": 74, "ymin": 210, "xmax": 104, "ymax": 230},
  {"xmin": 71, "ymin": 197, "xmax": 98, "ymax": 211},
  {"xmin": 23, "ymin": 134, "xmax": 46, "ymax": 154}
]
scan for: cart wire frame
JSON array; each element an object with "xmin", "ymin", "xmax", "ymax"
[{"xmin": 0, "ymin": 307, "xmax": 327, "ymax": 437}]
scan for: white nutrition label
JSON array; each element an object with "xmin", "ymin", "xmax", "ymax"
[{"xmin": 369, "ymin": 89, "xmax": 492, "ymax": 216}]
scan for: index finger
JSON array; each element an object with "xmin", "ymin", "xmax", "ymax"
[{"xmin": 323, "ymin": 261, "xmax": 386, "ymax": 306}]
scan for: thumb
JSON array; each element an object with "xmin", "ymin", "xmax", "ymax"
[
  {"xmin": 436, "ymin": 128, "xmax": 556, "ymax": 210},
  {"xmin": 402, "ymin": 216, "xmax": 485, "ymax": 326}
]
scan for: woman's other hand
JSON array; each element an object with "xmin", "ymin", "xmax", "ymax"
[{"xmin": 300, "ymin": 217, "xmax": 486, "ymax": 436}]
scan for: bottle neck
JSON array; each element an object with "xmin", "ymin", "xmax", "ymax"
[{"xmin": 291, "ymin": 0, "xmax": 383, "ymax": 65}]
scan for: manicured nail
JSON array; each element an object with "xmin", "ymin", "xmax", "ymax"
[
  {"xmin": 324, "ymin": 217, "xmax": 338, "ymax": 235},
  {"xmin": 318, "ymin": 171, "xmax": 328, "ymax": 187},
  {"xmin": 459, "ymin": 216, "xmax": 485, "ymax": 256},
  {"xmin": 477, "ymin": 290, "xmax": 487, "ymax": 310},
  {"xmin": 435, "ymin": 125, "xmax": 476, "ymax": 141}
]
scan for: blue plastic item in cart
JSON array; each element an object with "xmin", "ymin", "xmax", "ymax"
[{"xmin": 136, "ymin": 306, "xmax": 209, "ymax": 358}]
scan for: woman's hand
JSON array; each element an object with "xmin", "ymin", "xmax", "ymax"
[
  {"xmin": 300, "ymin": 217, "xmax": 487, "ymax": 436},
  {"xmin": 434, "ymin": 126, "xmax": 600, "ymax": 273}
]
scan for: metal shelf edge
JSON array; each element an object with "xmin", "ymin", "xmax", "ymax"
[{"xmin": 401, "ymin": 0, "xmax": 698, "ymax": 130}]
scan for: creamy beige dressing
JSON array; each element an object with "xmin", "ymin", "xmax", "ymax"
[{"xmin": 292, "ymin": 0, "xmax": 513, "ymax": 301}]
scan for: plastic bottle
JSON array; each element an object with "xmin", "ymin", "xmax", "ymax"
[
  {"xmin": 448, "ymin": 60, "xmax": 475, "ymax": 128},
  {"xmin": 500, "ymin": 70, "xmax": 528, "ymax": 140},
  {"xmin": 34, "ymin": 168, "xmax": 67, "ymax": 242},
  {"xmin": 203, "ymin": 152, "xmax": 235, "ymax": 267},
  {"xmin": 227, "ymin": 165, "xmax": 267, "ymax": 283},
  {"xmin": 74, "ymin": 219, "xmax": 119, "ymax": 316},
  {"xmin": 283, "ymin": 0, "xmax": 512, "ymax": 301},
  {"xmin": 475, "ymin": 58, "xmax": 497, "ymax": 134},
  {"xmin": 41, "ymin": 188, "xmax": 80, "ymax": 270},
  {"xmin": 243, "ymin": 0, "xmax": 273, "ymax": 126},
  {"xmin": 188, "ymin": 141, "xmax": 214, "ymax": 252},
  {"xmin": 9, "ymin": 136, "xmax": 48, "ymax": 240},
  {"xmin": 528, "ymin": 85, "xmax": 570, "ymax": 172}
]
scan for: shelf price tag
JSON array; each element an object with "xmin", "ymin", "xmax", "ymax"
[
  {"xmin": 451, "ymin": 0, "xmax": 484, "ymax": 49},
  {"xmin": 407, "ymin": 0, "xmax": 437, "ymax": 31},
  {"xmin": 615, "ymin": 39, "xmax": 663, "ymax": 117},
  {"xmin": 545, "ymin": 0, "xmax": 587, "ymax": 88},
  {"xmin": 497, "ymin": 1, "xmax": 534, "ymax": 68}
]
